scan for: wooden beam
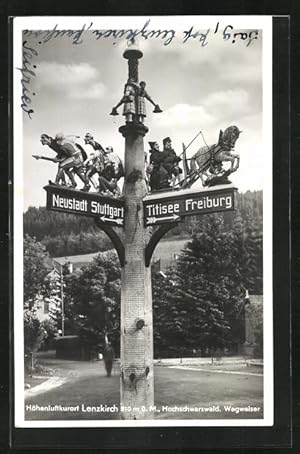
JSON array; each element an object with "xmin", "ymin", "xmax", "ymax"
[
  {"xmin": 145, "ymin": 222, "xmax": 180, "ymax": 267},
  {"xmin": 94, "ymin": 218, "xmax": 125, "ymax": 267}
]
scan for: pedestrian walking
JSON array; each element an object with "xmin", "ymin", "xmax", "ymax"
[{"xmin": 103, "ymin": 342, "xmax": 114, "ymax": 377}]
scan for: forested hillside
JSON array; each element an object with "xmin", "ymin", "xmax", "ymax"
[
  {"xmin": 24, "ymin": 208, "xmax": 112, "ymax": 256},
  {"xmin": 24, "ymin": 190, "xmax": 262, "ymax": 257}
]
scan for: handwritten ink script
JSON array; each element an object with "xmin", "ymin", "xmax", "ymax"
[
  {"xmin": 222, "ymin": 25, "xmax": 259, "ymax": 47},
  {"xmin": 23, "ymin": 20, "xmax": 260, "ymax": 48},
  {"xmin": 19, "ymin": 20, "xmax": 260, "ymax": 118},
  {"xmin": 17, "ymin": 41, "xmax": 38, "ymax": 118},
  {"xmin": 91, "ymin": 20, "xmax": 175, "ymax": 46},
  {"xmin": 183, "ymin": 23, "xmax": 259, "ymax": 47},
  {"xmin": 23, "ymin": 23, "xmax": 93, "ymax": 46}
]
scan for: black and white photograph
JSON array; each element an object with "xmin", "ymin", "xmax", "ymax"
[{"xmin": 13, "ymin": 16, "xmax": 273, "ymax": 428}]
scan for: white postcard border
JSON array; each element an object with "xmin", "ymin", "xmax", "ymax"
[{"xmin": 13, "ymin": 15, "xmax": 273, "ymax": 428}]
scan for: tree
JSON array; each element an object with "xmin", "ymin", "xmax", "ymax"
[
  {"xmin": 40, "ymin": 317, "xmax": 58, "ymax": 350},
  {"xmin": 222, "ymin": 215, "xmax": 263, "ymax": 349},
  {"xmin": 24, "ymin": 235, "xmax": 51, "ymax": 308},
  {"xmin": 152, "ymin": 269, "xmax": 182, "ymax": 358},
  {"xmin": 23, "ymin": 235, "xmax": 51, "ymax": 371},
  {"xmin": 153, "ymin": 213, "xmax": 263, "ymax": 358},
  {"xmin": 152, "ymin": 217, "xmax": 232, "ymax": 357},
  {"xmin": 173, "ymin": 216, "xmax": 233, "ymax": 356},
  {"xmin": 24, "ymin": 309, "xmax": 47, "ymax": 372},
  {"xmin": 64, "ymin": 251, "xmax": 121, "ymax": 356},
  {"xmin": 245, "ymin": 301, "xmax": 263, "ymax": 358}
]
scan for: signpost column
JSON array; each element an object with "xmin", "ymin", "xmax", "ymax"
[{"xmin": 118, "ymin": 48, "xmax": 154, "ymax": 420}]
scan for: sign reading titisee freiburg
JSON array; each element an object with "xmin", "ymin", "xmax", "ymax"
[{"xmin": 143, "ymin": 186, "xmax": 236, "ymax": 226}]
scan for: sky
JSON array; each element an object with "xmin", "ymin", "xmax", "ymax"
[{"xmin": 16, "ymin": 17, "xmax": 270, "ymax": 210}]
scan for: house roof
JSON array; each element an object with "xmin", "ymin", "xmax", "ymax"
[
  {"xmin": 248, "ymin": 295, "xmax": 263, "ymax": 305},
  {"xmin": 47, "ymin": 268, "xmax": 60, "ymax": 278}
]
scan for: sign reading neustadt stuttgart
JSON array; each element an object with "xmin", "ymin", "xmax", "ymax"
[
  {"xmin": 143, "ymin": 185, "xmax": 237, "ymax": 226},
  {"xmin": 44, "ymin": 185, "xmax": 125, "ymax": 226}
]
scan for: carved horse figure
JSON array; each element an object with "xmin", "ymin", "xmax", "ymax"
[{"xmin": 188, "ymin": 125, "xmax": 242, "ymax": 186}]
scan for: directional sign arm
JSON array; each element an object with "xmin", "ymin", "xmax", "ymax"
[
  {"xmin": 146, "ymin": 214, "xmax": 181, "ymax": 225},
  {"xmin": 100, "ymin": 216, "xmax": 123, "ymax": 225},
  {"xmin": 143, "ymin": 186, "xmax": 237, "ymax": 227}
]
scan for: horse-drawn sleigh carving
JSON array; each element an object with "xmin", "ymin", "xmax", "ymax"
[{"xmin": 178, "ymin": 125, "xmax": 242, "ymax": 190}]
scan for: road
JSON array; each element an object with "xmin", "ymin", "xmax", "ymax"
[{"xmin": 24, "ymin": 357, "xmax": 264, "ymax": 421}]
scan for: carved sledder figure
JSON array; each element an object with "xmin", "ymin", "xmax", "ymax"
[
  {"xmin": 98, "ymin": 146, "xmax": 124, "ymax": 197},
  {"xmin": 34, "ymin": 134, "xmax": 69, "ymax": 186},
  {"xmin": 83, "ymin": 133, "xmax": 107, "ymax": 190},
  {"xmin": 83, "ymin": 132, "xmax": 106, "ymax": 153},
  {"xmin": 84, "ymin": 151, "xmax": 105, "ymax": 190},
  {"xmin": 35, "ymin": 134, "xmax": 88, "ymax": 188},
  {"xmin": 54, "ymin": 133, "xmax": 90, "ymax": 191},
  {"xmin": 83, "ymin": 132, "xmax": 123, "ymax": 197}
]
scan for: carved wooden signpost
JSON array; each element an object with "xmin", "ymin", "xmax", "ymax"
[{"xmin": 44, "ymin": 41, "xmax": 238, "ymax": 420}]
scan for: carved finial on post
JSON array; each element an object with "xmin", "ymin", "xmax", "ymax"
[
  {"xmin": 123, "ymin": 38, "xmax": 143, "ymax": 83},
  {"xmin": 110, "ymin": 39, "xmax": 162, "ymax": 124}
]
